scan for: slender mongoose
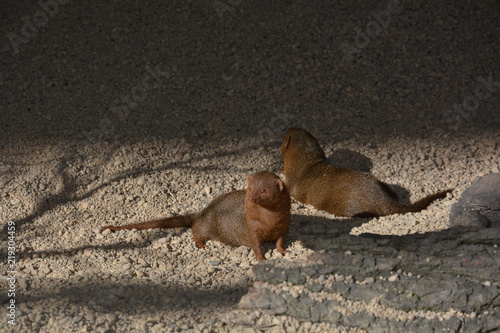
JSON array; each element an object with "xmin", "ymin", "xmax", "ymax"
[
  {"xmin": 101, "ymin": 171, "xmax": 291, "ymax": 261},
  {"xmin": 281, "ymin": 128, "xmax": 451, "ymax": 217}
]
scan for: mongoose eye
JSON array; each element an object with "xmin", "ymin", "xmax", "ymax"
[{"xmin": 259, "ymin": 189, "xmax": 265, "ymax": 194}]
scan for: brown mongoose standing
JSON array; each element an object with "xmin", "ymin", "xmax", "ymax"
[
  {"xmin": 101, "ymin": 171, "xmax": 291, "ymax": 261},
  {"xmin": 281, "ymin": 128, "xmax": 451, "ymax": 217}
]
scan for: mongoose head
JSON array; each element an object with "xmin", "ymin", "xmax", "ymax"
[
  {"xmin": 246, "ymin": 171, "xmax": 288, "ymax": 206},
  {"xmin": 281, "ymin": 128, "xmax": 326, "ymax": 169}
]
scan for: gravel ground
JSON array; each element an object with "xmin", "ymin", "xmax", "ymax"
[{"xmin": 0, "ymin": 0, "xmax": 499, "ymax": 332}]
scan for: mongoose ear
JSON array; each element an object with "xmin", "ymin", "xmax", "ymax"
[
  {"xmin": 247, "ymin": 175, "xmax": 253, "ymax": 183},
  {"xmin": 275, "ymin": 179, "xmax": 284, "ymax": 191},
  {"xmin": 284, "ymin": 135, "xmax": 291, "ymax": 149}
]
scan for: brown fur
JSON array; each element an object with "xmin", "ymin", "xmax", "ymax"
[
  {"xmin": 101, "ymin": 171, "xmax": 291, "ymax": 261},
  {"xmin": 281, "ymin": 128, "xmax": 451, "ymax": 217}
]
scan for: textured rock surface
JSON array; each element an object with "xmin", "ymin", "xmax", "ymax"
[
  {"xmin": 231, "ymin": 225, "xmax": 500, "ymax": 332},
  {"xmin": 450, "ymin": 173, "xmax": 500, "ymax": 228}
]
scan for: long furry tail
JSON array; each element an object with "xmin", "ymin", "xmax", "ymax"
[
  {"xmin": 405, "ymin": 190, "xmax": 452, "ymax": 213},
  {"xmin": 101, "ymin": 214, "xmax": 194, "ymax": 232}
]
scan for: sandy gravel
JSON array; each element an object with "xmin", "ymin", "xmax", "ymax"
[{"xmin": 0, "ymin": 0, "xmax": 499, "ymax": 332}]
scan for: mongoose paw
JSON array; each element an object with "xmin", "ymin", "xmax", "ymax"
[
  {"xmin": 277, "ymin": 248, "xmax": 287, "ymax": 255},
  {"xmin": 195, "ymin": 240, "xmax": 206, "ymax": 249}
]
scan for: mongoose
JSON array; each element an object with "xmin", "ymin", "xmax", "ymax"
[
  {"xmin": 281, "ymin": 128, "xmax": 451, "ymax": 217},
  {"xmin": 101, "ymin": 171, "xmax": 291, "ymax": 261}
]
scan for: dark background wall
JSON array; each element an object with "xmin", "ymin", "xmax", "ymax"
[{"xmin": 0, "ymin": 0, "xmax": 498, "ymax": 149}]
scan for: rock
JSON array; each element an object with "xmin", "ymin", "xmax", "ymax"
[
  {"xmin": 238, "ymin": 287, "xmax": 287, "ymax": 315},
  {"xmin": 450, "ymin": 173, "xmax": 500, "ymax": 228},
  {"xmin": 284, "ymin": 293, "xmax": 316, "ymax": 320},
  {"xmin": 157, "ymin": 237, "xmax": 168, "ymax": 244},
  {"xmin": 221, "ymin": 310, "xmax": 259, "ymax": 326},
  {"xmin": 287, "ymin": 267, "xmax": 306, "ymax": 285},
  {"xmin": 242, "ymin": 225, "xmax": 500, "ymax": 330},
  {"xmin": 363, "ymin": 277, "xmax": 375, "ymax": 284},
  {"xmin": 388, "ymin": 274, "xmax": 399, "ymax": 282},
  {"xmin": 204, "ymin": 186, "xmax": 212, "ymax": 195},
  {"xmin": 344, "ymin": 312, "xmax": 374, "ymax": 330}
]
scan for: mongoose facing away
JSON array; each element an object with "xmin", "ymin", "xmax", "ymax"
[
  {"xmin": 101, "ymin": 171, "xmax": 291, "ymax": 261},
  {"xmin": 281, "ymin": 128, "xmax": 451, "ymax": 217}
]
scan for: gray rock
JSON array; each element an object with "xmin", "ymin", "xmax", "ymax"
[
  {"xmin": 304, "ymin": 280, "xmax": 323, "ymax": 293},
  {"xmin": 369, "ymin": 318, "xmax": 391, "ymax": 333},
  {"xmin": 450, "ymin": 173, "xmax": 500, "ymax": 228},
  {"xmin": 314, "ymin": 301, "xmax": 342, "ymax": 323},
  {"xmin": 283, "ymin": 293, "xmax": 316, "ymax": 321},
  {"xmin": 344, "ymin": 312, "xmax": 374, "ymax": 330},
  {"xmin": 244, "ymin": 224, "xmax": 500, "ymax": 332},
  {"xmin": 430, "ymin": 317, "xmax": 462, "ymax": 332},
  {"xmin": 238, "ymin": 287, "xmax": 287, "ymax": 315},
  {"xmin": 349, "ymin": 284, "xmax": 380, "ymax": 303},
  {"xmin": 286, "ymin": 267, "xmax": 306, "ymax": 285}
]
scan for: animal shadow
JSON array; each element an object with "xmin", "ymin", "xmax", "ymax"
[
  {"xmin": 284, "ymin": 214, "xmax": 370, "ymax": 249},
  {"xmin": 327, "ymin": 149, "xmax": 373, "ymax": 172}
]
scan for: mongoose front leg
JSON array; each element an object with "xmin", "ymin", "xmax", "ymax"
[
  {"xmin": 275, "ymin": 235, "xmax": 287, "ymax": 255},
  {"xmin": 251, "ymin": 246, "xmax": 266, "ymax": 261},
  {"xmin": 247, "ymin": 236, "xmax": 266, "ymax": 261}
]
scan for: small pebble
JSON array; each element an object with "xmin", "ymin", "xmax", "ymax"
[
  {"xmin": 204, "ymin": 186, "xmax": 212, "ymax": 195},
  {"xmin": 388, "ymin": 274, "xmax": 399, "ymax": 282},
  {"xmin": 364, "ymin": 277, "xmax": 375, "ymax": 284}
]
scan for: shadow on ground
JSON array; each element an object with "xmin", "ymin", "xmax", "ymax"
[{"xmin": 17, "ymin": 278, "xmax": 247, "ymax": 318}]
